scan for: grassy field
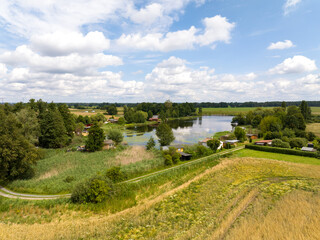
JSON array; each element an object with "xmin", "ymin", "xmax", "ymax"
[
  {"xmin": 6, "ymin": 146, "xmax": 164, "ymax": 194},
  {"xmin": 70, "ymin": 107, "xmax": 124, "ymax": 117},
  {"xmin": 233, "ymin": 149, "xmax": 320, "ymax": 165},
  {"xmin": 1, "ymin": 157, "xmax": 320, "ymax": 239},
  {"xmin": 307, "ymin": 123, "xmax": 320, "ymax": 137},
  {"xmin": 202, "ymin": 107, "xmax": 274, "ymax": 116},
  {"xmin": 202, "ymin": 106, "xmax": 320, "ymax": 116}
]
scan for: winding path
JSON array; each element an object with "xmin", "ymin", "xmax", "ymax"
[{"xmin": 0, "ymin": 146, "xmax": 244, "ymax": 200}]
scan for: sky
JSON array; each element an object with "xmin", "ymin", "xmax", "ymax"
[{"xmin": 0, "ymin": 0, "xmax": 319, "ymax": 103}]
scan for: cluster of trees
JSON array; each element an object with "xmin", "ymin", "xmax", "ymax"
[
  {"xmin": 123, "ymin": 101, "xmax": 197, "ymax": 124},
  {"xmin": 233, "ymin": 101, "xmax": 318, "ymax": 149}
]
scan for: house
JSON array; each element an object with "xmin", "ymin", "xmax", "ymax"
[
  {"xmin": 199, "ymin": 138, "xmax": 212, "ymax": 147},
  {"xmin": 254, "ymin": 140, "xmax": 272, "ymax": 146},
  {"xmin": 246, "ymin": 134, "xmax": 258, "ymax": 140},
  {"xmin": 103, "ymin": 140, "xmax": 115, "ymax": 150},
  {"xmin": 179, "ymin": 152, "xmax": 192, "ymax": 161},
  {"xmin": 301, "ymin": 147, "xmax": 317, "ymax": 152},
  {"xmin": 223, "ymin": 140, "xmax": 239, "ymax": 147},
  {"xmin": 149, "ymin": 115, "xmax": 159, "ymax": 121}
]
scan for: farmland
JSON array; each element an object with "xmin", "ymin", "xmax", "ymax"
[
  {"xmin": 306, "ymin": 123, "xmax": 320, "ymax": 137},
  {"xmin": 201, "ymin": 106, "xmax": 320, "ymax": 116},
  {"xmin": 1, "ymin": 154, "xmax": 320, "ymax": 239}
]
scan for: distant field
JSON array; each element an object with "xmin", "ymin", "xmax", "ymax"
[
  {"xmin": 202, "ymin": 107, "xmax": 274, "ymax": 116},
  {"xmin": 69, "ymin": 107, "xmax": 124, "ymax": 117},
  {"xmin": 202, "ymin": 106, "xmax": 320, "ymax": 116},
  {"xmin": 307, "ymin": 123, "xmax": 320, "ymax": 137},
  {"xmin": 311, "ymin": 107, "xmax": 320, "ymax": 115}
]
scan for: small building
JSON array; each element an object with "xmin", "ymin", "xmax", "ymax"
[
  {"xmin": 199, "ymin": 138, "xmax": 212, "ymax": 147},
  {"xmin": 301, "ymin": 147, "xmax": 317, "ymax": 152},
  {"xmin": 103, "ymin": 140, "xmax": 115, "ymax": 150},
  {"xmin": 108, "ymin": 119, "xmax": 118, "ymax": 123},
  {"xmin": 173, "ymin": 145, "xmax": 184, "ymax": 152},
  {"xmin": 149, "ymin": 115, "xmax": 159, "ymax": 121},
  {"xmin": 254, "ymin": 140, "xmax": 272, "ymax": 146},
  {"xmin": 307, "ymin": 143, "xmax": 314, "ymax": 148},
  {"xmin": 179, "ymin": 152, "xmax": 192, "ymax": 161},
  {"xmin": 246, "ymin": 134, "xmax": 258, "ymax": 140},
  {"xmin": 223, "ymin": 140, "xmax": 239, "ymax": 147}
]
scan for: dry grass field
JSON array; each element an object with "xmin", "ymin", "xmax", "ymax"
[
  {"xmin": 1, "ymin": 157, "xmax": 320, "ymax": 240},
  {"xmin": 307, "ymin": 123, "xmax": 320, "ymax": 137}
]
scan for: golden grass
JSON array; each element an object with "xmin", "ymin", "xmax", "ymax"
[
  {"xmin": 115, "ymin": 146, "xmax": 154, "ymax": 165},
  {"xmin": 226, "ymin": 191, "xmax": 320, "ymax": 240},
  {"xmin": 306, "ymin": 123, "xmax": 320, "ymax": 137},
  {"xmin": 38, "ymin": 169, "xmax": 59, "ymax": 180},
  {"xmin": 1, "ymin": 158, "xmax": 320, "ymax": 240}
]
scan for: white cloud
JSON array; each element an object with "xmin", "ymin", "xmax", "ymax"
[
  {"xmin": 269, "ymin": 55, "xmax": 317, "ymax": 74},
  {"xmin": 115, "ymin": 15, "xmax": 235, "ymax": 52},
  {"xmin": 267, "ymin": 40, "xmax": 295, "ymax": 50},
  {"xmin": 0, "ymin": 63, "xmax": 7, "ymax": 77},
  {"xmin": 0, "ymin": 45, "xmax": 123, "ymax": 74},
  {"xmin": 197, "ymin": 15, "xmax": 235, "ymax": 47},
  {"xmin": 284, "ymin": 0, "xmax": 302, "ymax": 15},
  {"xmin": 30, "ymin": 31, "xmax": 110, "ymax": 56}
]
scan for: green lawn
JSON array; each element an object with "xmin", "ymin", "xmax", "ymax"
[{"xmin": 233, "ymin": 149, "xmax": 320, "ymax": 165}]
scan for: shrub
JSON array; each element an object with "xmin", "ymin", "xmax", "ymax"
[
  {"xmin": 105, "ymin": 166, "xmax": 127, "ymax": 183},
  {"xmin": 146, "ymin": 136, "xmax": 156, "ymax": 150},
  {"xmin": 117, "ymin": 117, "xmax": 126, "ymax": 125},
  {"xmin": 196, "ymin": 145, "xmax": 212, "ymax": 157},
  {"xmin": 207, "ymin": 139, "xmax": 221, "ymax": 151},
  {"xmin": 107, "ymin": 129, "xmax": 123, "ymax": 145},
  {"xmin": 307, "ymin": 132, "xmax": 316, "ymax": 141},
  {"xmin": 71, "ymin": 176, "xmax": 113, "ymax": 203},
  {"xmin": 245, "ymin": 144, "xmax": 318, "ymax": 158},
  {"xmin": 172, "ymin": 153, "xmax": 181, "ymax": 164},
  {"xmin": 272, "ymin": 139, "xmax": 290, "ymax": 149},
  {"xmin": 64, "ymin": 176, "xmax": 75, "ymax": 183},
  {"xmin": 164, "ymin": 154, "xmax": 173, "ymax": 166},
  {"xmin": 225, "ymin": 142, "xmax": 231, "ymax": 149},
  {"xmin": 234, "ymin": 127, "xmax": 246, "ymax": 142},
  {"xmin": 289, "ymin": 138, "xmax": 308, "ymax": 149}
]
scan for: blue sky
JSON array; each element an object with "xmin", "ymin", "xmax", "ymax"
[{"xmin": 0, "ymin": 0, "xmax": 319, "ymax": 102}]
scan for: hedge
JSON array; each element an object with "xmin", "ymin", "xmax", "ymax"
[{"xmin": 245, "ymin": 144, "xmax": 319, "ymax": 158}]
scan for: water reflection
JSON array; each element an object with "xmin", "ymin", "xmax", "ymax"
[{"xmin": 124, "ymin": 116, "xmax": 233, "ymax": 146}]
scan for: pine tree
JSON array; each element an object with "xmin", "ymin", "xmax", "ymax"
[{"xmin": 58, "ymin": 104, "xmax": 76, "ymax": 142}]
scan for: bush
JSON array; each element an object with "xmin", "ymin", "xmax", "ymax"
[
  {"xmin": 225, "ymin": 142, "xmax": 232, "ymax": 149},
  {"xmin": 245, "ymin": 144, "xmax": 317, "ymax": 158},
  {"xmin": 164, "ymin": 154, "xmax": 173, "ymax": 166},
  {"xmin": 196, "ymin": 145, "xmax": 212, "ymax": 157},
  {"xmin": 64, "ymin": 176, "xmax": 75, "ymax": 183},
  {"xmin": 107, "ymin": 129, "xmax": 124, "ymax": 145},
  {"xmin": 71, "ymin": 176, "xmax": 113, "ymax": 203},
  {"xmin": 172, "ymin": 153, "xmax": 181, "ymax": 164},
  {"xmin": 234, "ymin": 127, "xmax": 246, "ymax": 142},
  {"xmin": 271, "ymin": 139, "xmax": 290, "ymax": 149},
  {"xmin": 207, "ymin": 139, "xmax": 221, "ymax": 151},
  {"xmin": 117, "ymin": 117, "xmax": 125, "ymax": 125},
  {"xmin": 105, "ymin": 166, "xmax": 127, "ymax": 183},
  {"xmin": 289, "ymin": 138, "xmax": 308, "ymax": 149},
  {"xmin": 146, "ymin": 136, "xmax": 156, "ymax": 150}
]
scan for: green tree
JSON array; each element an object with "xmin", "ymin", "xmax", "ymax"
[
  {"xmin": 281, "ymin": 101, "xmax": 286, "ymax": 109},
  {"xmin": 86, "ymin": 124, "xmax": 105, "ymax": 152},
  {"xmin": 299, "ymin": 100, "xmax": 311, "ymax": 121},
  {"xmin": 0, "ymin": 111, "xmax": 40, "ymax": 181},
  {"xmin": 147, "ymin": 110, "xmax": 153, "ymax": 119},
  {"xmin": 107, "ymin": 105, "xmax": 118, "ymax": 115},
  {"xmin": 117, "ymin": 117, "xmax": 126, "ymax": 125},
  {"xmin": 207, "ymin": 139, "xmax": 221, "ymax": 151},
  {"xmin": 285, "ymin": 106, "xmax": 306, "ymax": 130},
  {"xmin": 15, "ymin": 108, "xmax": 40, "ymax": 145},
  {"xmin": 259, "ymin": 116, "xmax": 282, "ymax": 133},
  {"xmin": 146, "ymin": 136, "xmax": 156, "ymax": 150},
  {"xmin": 39, "ymin": 105, "xmax": 69, "ymax": 148},
  {"xmin": 156, "ymin": 123, "xmax": 175, "ymax": 146},
  {"xmin": 234, "ymin": 127, "xmax": 246, "ymax": 142},
  {"xmin": 58, "ymin": 104, "xmax": 76, "ymax": 142},
  {"xmin": 107, "ymin": 129, "xmax": 123, "ymax": 145},
  {"xmin": 198, "ymin": 107, "xmax": 203, "ymax": 115}
]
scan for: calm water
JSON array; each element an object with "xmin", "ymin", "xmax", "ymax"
[{"xmin": 124, "ymin": 115, "xmax": 233, "ymax": 146}]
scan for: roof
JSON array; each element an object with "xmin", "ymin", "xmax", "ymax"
[
  {"xmin": 179, "ymin": 152, "xmax": 192, "ymax": 156},
  {"xmin": 301, "ymin": 147, "xmax": 316, "ymax": 152},
  {"xmin": 199, "ymin": 138, "xmax": 212, "ymax": 143},
  {"xmin": 104, "ymin": 140, "xmax": 114, "ymax": 145},
  {"xmin": 224, "ymin": 140, "xmax": 239, "ymax": 143}
]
